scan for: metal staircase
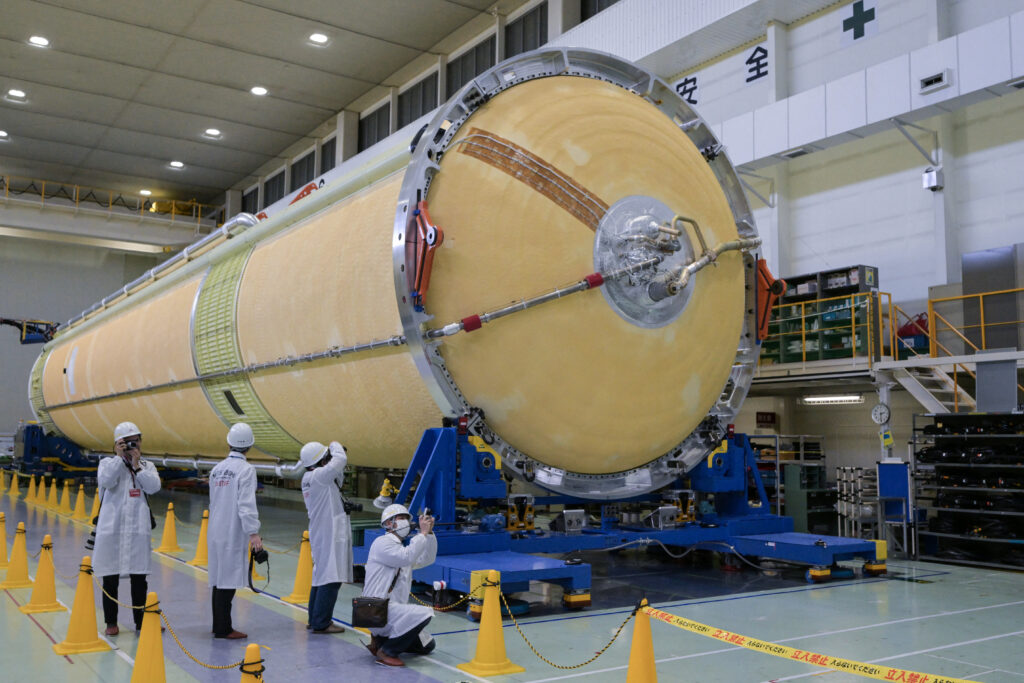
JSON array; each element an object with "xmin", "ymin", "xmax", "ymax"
[{"xmin": 887, "ymin": 364, "xmax": 976, "ymax": 413}]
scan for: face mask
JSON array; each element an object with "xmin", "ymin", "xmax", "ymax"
[{"xmin": 393, "ymin": 519, "xmax": 411, "ymax": 538}]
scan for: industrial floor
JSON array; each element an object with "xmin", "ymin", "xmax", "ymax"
[{"xmin": 1, "ymin": 486, "xmax": 1023, "ymax": 682}]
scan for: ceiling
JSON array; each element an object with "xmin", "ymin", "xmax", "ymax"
[{"xmin": 0, "ymin": 0, "xmax": 499, "ymax": 204}]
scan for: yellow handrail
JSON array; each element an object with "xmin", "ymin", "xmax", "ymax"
[{"xmin": 760, "ymin": 291, "xmax": 883, "ymax": 366}]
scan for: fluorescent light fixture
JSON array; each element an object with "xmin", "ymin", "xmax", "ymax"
[
  {"xmin": 801, "ymin": 394, "xmax": 864, "ymax": 406},
  {"xmin": 250, "ymin": 86, "xmax": 268, "ymax": 96},
  {"xmin": 139, "ymin": 189, "xmax": 152, "ymax": 196},
  {"xmin": 28, "ymin": 36, "xmax": 50, "ymax": 47},
  {"xmin": 309, "ymin": 32, "xmax": 329, "ymax": 44},
  {"xmin": 203, "ymin": 127, "xmax": 222, "ymax": 138},
  {"xmin": 0, "ymin": 130, "xmax": 8, "ymax": 139},
  {"xmin": 7, "ymin": 89, "xmax": 27, "ymax": 101},
  {"xmin": 169, "ymin": 160, "xmax": 184, "ymax": 169}
]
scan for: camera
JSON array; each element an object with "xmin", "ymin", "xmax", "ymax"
[
  {"xmin": 343, "ymin": 499, "xmax": 363, "ymax": 515},
  {"xmin": 85, "ymin": 528, "xmax": 97, "ymax": 550},
  {"xmin": 123, "ymin": 439, "xmax": 139, "ymax": 451},
  {"xmin": 251, "ymin": 547, "xmax": 268, "ymax": 564}
]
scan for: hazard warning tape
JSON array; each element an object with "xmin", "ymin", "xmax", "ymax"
[{"xmin": 643, "ymin": 606, "xmax": 981, "ymax": 683}]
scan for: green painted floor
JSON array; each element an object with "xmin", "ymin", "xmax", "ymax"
[{"xmin": 1, "ymin": 485, "xmax": 1023, "ymax": 682}]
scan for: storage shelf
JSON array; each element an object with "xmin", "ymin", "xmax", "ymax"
[
  {"xmin": 919, "ymin": 486, "xmax": 1024, "ymax": 494},
  {"xmin": 922, "ymin": 506, "xmax": 1024, "ymax": 517},
  {"xmin": 919, "ymin": 531, "xmax": 1024, "ymax": 545},
  {"xmin": 915, "ymin": 462, "xmax": 1024, "ymax": 469},
  {"xmin": 918, "ymin": 555, "xmax": 1024, "ymax": 571}
]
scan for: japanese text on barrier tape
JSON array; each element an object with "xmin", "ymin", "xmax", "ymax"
[{"xmin": 643, "ymin": 607, "xmax": 980, "ymax": 683}]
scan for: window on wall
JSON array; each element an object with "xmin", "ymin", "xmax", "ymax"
[
  {"xmin": 263, "ymin": 171, "xmax": 285, "ymax": 208},
  {"xmin": 320, "ymin": 138, "xmax": 336, "ymax": 175},
  {"xmin": 241, "ymin": 186, "xmax": 259, "ymax": 214},
  {"xmin": 398, "ymin": 73, "xmax": 439, "ymax": 129},
  {"xmin": 581, "ymin": 0, "xmax": 619, "ymax": 21},
  {"xmin": 290, "ymin": 151, "xmax": 315, "ymax": 192},
  {"xmin": 505, "ymin": 2, "xmax": 548, "ymax": 58},
  {"xmin": 358, "ymin": 103, "xmax": 390, "ymax": 153},
  {"xmin": 446, "ymin": 36, "xmax": 496, "ymax": 98}
]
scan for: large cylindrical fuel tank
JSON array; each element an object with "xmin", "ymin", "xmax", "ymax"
[{"xmin": 30, "ymin": 49, "xmax": 760, "ymax": 499}]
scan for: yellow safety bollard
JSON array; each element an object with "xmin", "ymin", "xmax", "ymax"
[
  {"xmin": 626, "ymin": 599, "xmax": 657, "ymax": 683},
  {"xmin": 54, "ymin": 556, "xmax": 111, "ymax": 655},
  {"xmin": 457, "ymin": 570, "xmax": 525, "ymax": 676},
  {"xmin": 89, "ymin": 489, "xmax": 101, "ymax": 521},
  {"xmin": 187, "ymin": 510, "xmax": 209, "ymax": 567},
  {"xmin": 59, "ymin": 480, "xmax": 73, "ymax": 515},
  {"xmin": 153, "ymin": 502, "xmax": 183, "ymax": 553},
  {"xmin": 26, "ymin": 475, "xmax": 36, "ymax": 505},
  {"xmin": 0, "ymin": 522, "xmax": 33, "ymax": 588},
  {"xmin": 47, "ymin": 476, "xmax": 59, "ymax": 510},
  {"xmin": 282, "ymin": 531, "xmax": 312, "ymax": 603},
  {"xmin": 7, "ymin": 471, "xmax": 20, "ymax": 498},
  {"xmin": 239, "ymin": 643, "xmax": 266, "ymax": 682},
  {"xmin": 71, "ymin": 485, "xmax": 89, "ymax": 521},
  {"xmin": 20, "ymin": 534, "xmax": 68, "ymax": 614},
  {"xmin": 0, "ymin": 512, "xmax": 8, "ymax": 569},
  {"xmin": 131, "ymin": 592, "xmax": 166, "ymax": 683}
]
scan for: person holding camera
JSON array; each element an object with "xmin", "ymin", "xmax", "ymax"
[
  {"xmin": 361, "ymin": 504, "xmax": 437, "ymax": 667},
  {"xmin": 207, "ymin": 422, "xmax": 263, "ymax": 639},
  {"xmin": 93, "ymin": 421, "xmax": 162, "ymax": 636},
  {"xmin": 298, "ymin": 440, "xmax": 353, "ymax": 634}
]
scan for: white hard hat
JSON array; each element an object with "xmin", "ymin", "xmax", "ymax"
[
  {"xmin": 380, "ymin": 503, "xmax": 410, "ymax": 527},
  {"xmin": 298, "ymin": 441, "xmax": 328, "ymax": 469},
  {"xmin": 113, "ymin": 421, "xmax": 141, "ymax": 442},
  {"xmin": 227, "ymin": 422, "xmax": 255, "ymax": 449}
]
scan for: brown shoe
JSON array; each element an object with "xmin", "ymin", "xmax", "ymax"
[
  {"xmin": 376, "ymin": 653, "xmax": 405, "ymax": 667},
  {"xmin": 104, "ymin": 625, "xmax": 119, "ymax": 637},
  {"xmin": 312, "ymin": 624, "xmax": 345, "ymax": 634},
  {"xmin": 215, "ymin": 630, "xmax": 247, "ymax": 639},
  {"xmin": 363, "ymin": 636, "xmax": 381, "ymax": 657}
]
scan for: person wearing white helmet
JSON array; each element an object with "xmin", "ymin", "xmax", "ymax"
[
  {"xmin": 299, "ymin": 440, "xmax": 352, "ymax": 634},
  {"xmin": 360, "ymin": 503, "xmax": 437, "ymax": 667},
  {"xmin": 93, "ymin": 421, "xmax": 161, "ymax": 636},
  {"xmin": 207, "ymin": 422, "xmax": 263, "ymax": 639}
]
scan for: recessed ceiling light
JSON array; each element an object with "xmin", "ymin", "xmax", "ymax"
[
  {"xmin": 139, "ymin": 189, "xmax": 152, "ymax": 196},
  {"xmin": 169, "ymin": 160, "xmax": 184, "ymax": 169},
  {"xmin": 203, "ymin": 127, "xmax": 222, "ymax": 138},
  {"xmin": 250, "ymin": 86, "xmax": 268, "ymax": 96},
  {"xmin": 0, "ymin": 130, "xmax": 8, "ymax": 138},
  {"xmin": 7, "ymin": 89, "xmax": 27, "ymax": 99},
  {"xmin": 28, "ymin": 36, "xmax": 50, "ymax": 48},
  {"xmin": 309, "ymin": 32, "xmax": 329, "ymax": 44}
]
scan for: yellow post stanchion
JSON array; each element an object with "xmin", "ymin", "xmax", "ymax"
[
  {"xmin": 187, "ymin": 510, "xmax": 209, "ymax": 567},
  {"xmin": 131, "ymin": 592, "xmax": 166, "ymax": 683},
  {"xmin": 626, "ymin": 600, "xmax": 657, "ymax": 683},
  {"xmin": 281, "ymin": 531, "xmax": 312, "ymax": 603},
  {"xmin": 46, "ymin": 477, "xmax": 59, "ymax": 510},
  {"xmin": 71, "ymin": 485, "xmax": 89, "ymax": 521},
  {"xmin": 54, "ymin": 556, "xmax": 111, "ymax": 655},
  {"xmin": 153, "ymin": 503, "xmax": 183, "ymax": 553},
  {"xmin": 0, "ymin": 512, "xmax": 8, "ymax": 569},
  {"xmin": 20, "ymin": 534, "xmax": 68, "ymax": 614},
  {"xmin": 26, "ymin": 475, "xmax": 36, "ymax": 505},
  {"xmin": 7, "ymin": 471, "xmax": 20, "ymax": 498},
  {"xmin": 89, "ymin": 489, "xmax": 101, "ymax": 521},
  {"xmin": 457, "ymin": 570, "xmax": 525, "ymax": 676},
  {"xmin": 239, "ymin": 643, "xmax": 266, "ymax": 682},
  {"xmin": 0, "ymin": 522, "xmax": 33, "ymax": 588},
  {"xmin": 59, "ymin": 480, "xmax": 73, "ymax": 515}
]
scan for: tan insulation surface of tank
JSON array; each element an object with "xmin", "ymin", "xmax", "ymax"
[
  {"xmin": 236, "ymin": 175, "xmax": 443, "ymax": 466},
  {"xmin": 425, "ymin": 76, "xmax": 744, "ymax": 475},
  {"xmin": 41, "ymin": 277, "xmax": 232, "ymax": 455}
]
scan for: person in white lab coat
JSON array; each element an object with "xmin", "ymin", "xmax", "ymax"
[
  {"xmin": 207, "ymin": 422, "xmax": 263, "ymax": 639},
  {"xmin": 361, "ymin": 503, "xmax": 437, "ymax": 667},
  {"xmin": 298, "ymin": 440, "xmax": 353, "ymax": 634},
  {"xmin": 93, "ymin": 421, "xmax": 162, "ymax": 636}
]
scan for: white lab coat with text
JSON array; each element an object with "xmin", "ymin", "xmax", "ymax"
[
  {"xmin": 301, "ymin": 451, "xmax": 353, "ymax": 586},
  {"xmin": 207, "ymin": 452, "xmax": 261, "ymax": 589},
  {"xmin": 93, "ymin": 456, "xmax": 161, "ymax": 577},
  {"xmin": 362, "ymin": 531, "xmax": 437, "ymax": 639}
]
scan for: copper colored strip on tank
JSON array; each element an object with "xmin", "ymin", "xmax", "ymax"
[{"xmin": 455, "ymin": 128, "xmax": 609, "ymax": 230}]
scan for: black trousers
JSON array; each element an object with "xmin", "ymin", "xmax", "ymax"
[
  {"xmin": 211, "ymin": 587, "xmax": 237, "ymax": 637},
  {"xmin": 101, "ymin": 574, "xmax": 148, "ymax": 629},
  {"xmin": 380, "ymin": 617, "xmax": 435, "ymax": 657}
]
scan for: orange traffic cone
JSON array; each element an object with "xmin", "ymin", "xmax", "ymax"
[
  {"xmin": 239, "ymin": 643, "xmax": 266, "ymax": 682},
  {"xmin": 154, "ymin": 503, "xmax": 183, "ymax": 553},
  {"xmin": 20, "ymin": 534, "xmax": 67, "ymax": 614},
  {"xmin": 89, "ymin": 489, "xmax": 101, "ymax": 521},
  {"xmin": 0, "ymin": 512, "xmax": 8, "ymax": 569},
  {"xmin": 187, "ymin": 510, "xmax": 209, "ymax": 567},
  {"xmin": 0, "ymin": 522, "xmax": 33, "ymax": 588},
  {"xmin": 54, "ymin": 556, "xmax": 111, "ymax": 655},
  {"xmin": 47, "ymin": 477, "xmax": 59, "ymax": 510},
  {"xmin": 71, "ymin": 485, "xmax": 89, "ymax": 521},
  {"xmin": 626, "ymin": 599, "xmax": 657, "ymax": 683},
  {"xmin": 7, "ymin": 471, "xmax": 20, "ymax": 498},
  {"xmin": 58, "ymin": 480, "xmax": 73, "ymax": 515},
  {"xmin": 457, "ymin": 570, "xmax": 525, "ymax": 676},
  {"xmin": 282, "ymin": 531, "xmax": 311, "ymax": 603},
  {"xmin": 26, "ymin": 475, "xmax": 36, "ymax": 505},
  {"xmin": 130, "ymin": 592, "xmax": 166, "ymax": 683}
]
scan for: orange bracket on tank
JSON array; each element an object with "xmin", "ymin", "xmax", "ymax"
[
  {"xmin": 412, "ymin": 200, "xmax": 444, "ymax": 308},
  {"xmin": 756, "ymin": 259, "xmax": 785, "ymax": 342}
]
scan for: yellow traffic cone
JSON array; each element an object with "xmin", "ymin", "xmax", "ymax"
[
  {"xmin": 54, "ymin": 556, "xmax": 112, "ymax": 655},
  {"xmin": 7, "ymin": 471, "xmax": 20, "ymax": 498},
  {"xmin": 0, "ymin": 522, "xmax": 33, "ymax": 588},
  {"xmin": 20, "ymin": 534, "xmax": 68, "ymax": 614},
  {"xmin": 457, "ymin": 570, "xmax": 525, "ymax": 676},
  {"xmin": 187, "ymin": 510, "xmax": 209, "ymax": 567},
  {"xmin": 153, "ymin": 503, "xmax": 183, "ymax": 553},
  {"xmin": 47, "ymin": 477, "xmax": 59, "ymax": 510},
  {"xmin": 239, "ymin": 643, "xmax": 266, "ymax": 682},
  {"xmin": 0, "ymin": 512, "xmax": 8, "ymax": 569},
  {"xmin": 36, "ymin": 476, "xmax": 48, "ymax": 506},
  {"xmin": 626, "ymin": 599, "xmax": 657, "ymax": 683},
  {"xmin": 71, "ymin": 485, "xmax": 89, "ymax": 521},
  {"xmin": 26, "ymin": 475, "xmax": 36, "ymax": 505},
  {"xmin": 282, "ymin": 531, "xmax": 312, "ymax": 603},
  {"xmin": 0, "ymin": 470, "xmax": 5, "ymax": 490},
  {"xmin": 130, "ymin": 592, "xmax": 166, "ymax": 683},
  {"xmin": 59, "ymin": 480, "xmax": 73, "ymax": 515},
  {"xmin": 89, "ymin": 489, "xmax": 101, "ymax": 521}
]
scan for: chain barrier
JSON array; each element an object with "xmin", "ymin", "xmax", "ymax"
[
  {"xmin": 93, "ymin": 576, "xmax": 148, "ymax": 609},
  {"xmin": 408, "ymin": 582, "xmax": 487, "ymax": 612},
  {"xmin": 263, "ymin": 538, "xmax": 303, "ymax": 555},
  {"xmin": 239, "ymin": 657, "xmax": 266, "ymax": 680}
]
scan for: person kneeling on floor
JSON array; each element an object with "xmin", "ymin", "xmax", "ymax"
[{"xmin": 362, "ymin": 504, "xmax": 437, "ymax": 667}]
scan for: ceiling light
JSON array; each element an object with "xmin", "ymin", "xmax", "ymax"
[
  {"xmin": 7, "ymin": 89, "xmax": 27, "ymax": 101},
  {"xmin": 309, "ymin": 32, "xmax": 329, "ymax": 44},
  {"xmin": 250, "ymin": 86, "xmax": 268, "ymax": 96},
  {"xmin": 204, "ymin": 127, "xmax": 222, "ymax": 138},
  {"xmin": 0, "ymin": 130, "xmax": 8, "ymax": 139},
  {"xmin": 28, "ymin": 36, "xmax": 50, "ymax": 48},
  {"xmin": 801, "ymin": 394, "xmax": 864, "ymax": 406},
  {"xmin": 169, "ymin": 160, "xmax": 184, "ymax": 169},
  {"xmin": 139, "ymin": 189, "xmax": 152, "ymax": 196}
]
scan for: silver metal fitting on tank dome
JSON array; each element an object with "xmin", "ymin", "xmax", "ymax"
[{"xmin": 392, "ymin": 47, "xmax": 762, "ymax": 500}]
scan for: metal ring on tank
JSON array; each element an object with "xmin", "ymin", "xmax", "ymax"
[{"xmin": 392, "ymin": 47, "xmax": 760, "ymax": 500}]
